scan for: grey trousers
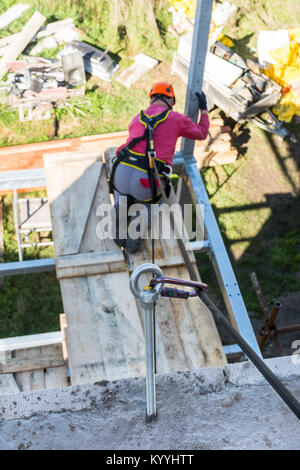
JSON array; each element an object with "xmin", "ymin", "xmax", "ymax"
[{"xmin": 113, "ymin": 163, "xmax": 158, "ymax": 202}]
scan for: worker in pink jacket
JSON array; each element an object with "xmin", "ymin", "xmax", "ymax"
[{"xmin": 110, "ymin": 81, "xmax": 209, "ymax": 252}]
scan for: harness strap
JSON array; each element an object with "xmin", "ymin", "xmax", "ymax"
[{"xmin": 109, "ymin": 108, "xmax": 171, "ymax": 204}]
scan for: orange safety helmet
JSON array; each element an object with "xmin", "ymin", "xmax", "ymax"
[{"xmin": 149, "ymin": 82, "xmax": 176, "ymax": 104}]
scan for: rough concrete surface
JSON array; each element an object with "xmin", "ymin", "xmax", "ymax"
[{"xmin": 0, "ymin": 356, "xmax": 299, "ymax": 450}]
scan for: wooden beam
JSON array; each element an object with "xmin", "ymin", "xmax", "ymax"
[
  {"xmin": 0, "ymin": 373, "xmax": 20, "ymax": 395},
  {"xmin": 56, "ymin": 250, "xmax": 126, "ymax": 279},
  {"xmin": 0, "ymin": 4, "xmax": 29, "ymax": 30},
  {"xmin": 0, "ymin": 331, "xmax": 64, "ymax": 374},
  {"xmin": 0, "ymin": 11, "xmax": 46, "ymax": 80},
  {"xmin": 0, "ymin": 343, "xmax": 64, "ymax": 374},
  {"xmin": 59, "ymin": 314, "xmax": 68, "ymax": 362},
  {"xmin": 194, "ymin": 149, "xmax": 238, "ymax": 168}
]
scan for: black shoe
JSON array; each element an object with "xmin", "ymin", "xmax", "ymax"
[
  {"xmin": 125, "ymin": 215, "xmax": 142, "ymax": 254},
  {"xmin": 125, "ymin": 236, "xmax": 141, "ymax": 254}
]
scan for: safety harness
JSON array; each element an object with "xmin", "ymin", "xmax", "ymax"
[{"xmin": 109, "ymin": 108, "xmax": 172, "ymax": 203}]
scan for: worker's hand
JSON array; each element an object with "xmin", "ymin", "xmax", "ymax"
[{"xmin": 195, "ymin": 91, "xmax": 207, "ymax": 111}]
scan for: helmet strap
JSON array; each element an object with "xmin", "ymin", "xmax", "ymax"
[{"xmin": 152, "ymin": 95, "xmax": 173, "ymax": 110}]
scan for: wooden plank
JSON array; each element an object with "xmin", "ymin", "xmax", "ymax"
[
  {"xmin": 14, "ymin": 370, "xmax": 45, "ymax": 392},
  {"xmin": 36, "ymin": 18, "xmax": 74, "ymax": 39},
  {"xmin": 0, "ymin": 4, "xmax": 29, "ymax": 30},
  {"xmin": 208, "ymin": 127, "xmax": 231, "ymax": 140},
  {"xmin": 0, "ymin": 331, "xmax": 62, "ymax": 350},
  {"xmin": 0, "ymin": 131, "xmax": 128, "ymax": 174},
  {"xmin": 61, "ymin": 274, "xmax": 145, "ymax": 385},
  {"xmin": 0, "ymin": 11, "xmax": 46, "ymax": 80},
  {"xmin": 44, "ymin": 152, "xmax": 102, "ymax": 256},
  {"xmin": 0, "ymin": 333, "xmax": 64, "ymax": 374},
  {"xmin": 59, "ymin": 314, "xmax": 68, "ymax": 362},
  {"xmin": 126, "ymin": 185, "xmax": 227, "ymax": 371},
  {"xmin": 44, "ymin": 150, "xmax": 146, "ymax": 384},
  {"xmin": 78, "ymin": 163, "xmax": 123, "ymax": 255},
  {"xmin": 0, "ymin": 374, "xmax": 20, "ymax": 395},
  {"xmin": 44, "ymin": 366, "xmax": 68, "ymax": 389},
  {"xmin": 0, "ymin": 33, "xmax": 20, "ymax": 48},
  {"xmin": 116, "ymin": 54, "xmax": 158, "ymax": 88},
  {"xmin": 194, "ymin": 149, "xmax": 238, "ymax": 168},
  {"xmin": 195, "ymin": 139, "xmax": 232, "ymax": 153},
  {"xmin": 56, "ymin": 250, "xmax": 126, "ymax": 279},
  {"xmin": 0, "ymin": 343, "xmax": 64, "ymax": 374}
]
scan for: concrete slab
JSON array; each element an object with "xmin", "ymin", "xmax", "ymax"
[{"xmin": 0, "ymin": 356, "xmax": 299, "ymax": 450}]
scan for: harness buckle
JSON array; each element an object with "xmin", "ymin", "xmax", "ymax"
[{"xmin": 163, "ymin": 164, "xmax": 172, "ymax": 176}]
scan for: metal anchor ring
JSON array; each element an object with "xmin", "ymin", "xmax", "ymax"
[{"xmin": 129, "ymin": 263, "xmax": 164, "ymax": 301}]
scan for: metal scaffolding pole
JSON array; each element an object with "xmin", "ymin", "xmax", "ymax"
[{"xmin": 178, "ymin": 0, "xmax": 262, "ymax": 357}]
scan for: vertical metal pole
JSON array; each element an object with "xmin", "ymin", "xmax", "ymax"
[
  {"xmin": 144, "ymin": 304, "xmax": 156, "ymax": 420},
  {"xmin": 129, "ymin": 264, "xmax": 163, "ymax": 420},
  {"xmin": 181, "ymin": 0, "xmax": 213, "ymax": 157},
  {"xmin": 13, "ymin": 189, "xmax": 23, "ymax": 261}
]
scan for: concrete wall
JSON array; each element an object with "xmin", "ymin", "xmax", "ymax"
[{"xmin": 0, "ymin": 355, "xmax": 299, "ymax": 450}]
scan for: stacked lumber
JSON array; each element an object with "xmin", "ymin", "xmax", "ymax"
[
  {"xmin": 0, "ymin": 131, "xmax": 129, "ymax": 195},
  {"xmin": 42, "ymin": 149, "xmax": 226, "ymax": 386},
  {"xmin": 105, "ymin": 148, "xmax": 227, "ymax": 374},
  {"xmin": 177, "ymin": 118, "xmax": 238, "ymax": 168},
  {"xmin": 0, "ymin": 331, "xmax": 68, "ymax": 395},
  {"xmin": 43, "ymin": 151, "xmax": 147, "ymax": 385}
]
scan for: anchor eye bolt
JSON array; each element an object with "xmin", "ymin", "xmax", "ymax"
[{"xmin": 130, "ymin": 263, "xmax": 164, "ymax": 303}]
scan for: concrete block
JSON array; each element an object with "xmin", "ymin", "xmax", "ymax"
[{"xmin": 224, "ymin": 355, "xmax": 300, "ymax": 386}]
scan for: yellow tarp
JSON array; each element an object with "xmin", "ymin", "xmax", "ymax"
[
  {"xmin": 169, "ymin": 0, "xmax": 197, "ymax": 18},
  {"xmin": 170, "ymin": 0, "xmax": 233, "ymax": 44},
  {"xmin": 263, "ymin": 28, "xmax": 300, "ymax": 122}
]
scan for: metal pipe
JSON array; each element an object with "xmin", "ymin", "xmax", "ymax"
[
  {"xmin": 276, "ymin": 324, "xmax": 300, "ymax": 334},
  {"xmin": 268, "ymin": 302, "xmax": 282, "ymax": 328},
  {"xmin": 198, "ymin": 290, "xmax": 300, "ymax": 420},
  {"xmin": 144, "ymin": 304, "xmax": 156, "ymax": 420},
  {"xmin": 250, "ymin": 272, "xmax": 270, "ymax": 321},
  {"xmin": 129, "ymin": 264, "xmax": 163, "ymax": 420},
  {"xmin": 258, "ymin": 302, "xmax": 282, "ymax": 352}
]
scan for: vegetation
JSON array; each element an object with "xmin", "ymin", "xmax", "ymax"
[{"xmin": 0, "ymin": 1, "xmax": 300, "ymax": 338}]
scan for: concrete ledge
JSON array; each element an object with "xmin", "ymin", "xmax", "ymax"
[
  {"xmin": 0, "ymin": 366, "xmax": 225, "ymax": 421},
  {"xmin": 224, "ymin": 355, "xmax": 300, "ymax": 386},
  {"xmin": 0, "ymin": 356, "xmax": 299, "ymax": 450},
  {"xmin": 0, "ymin": 356, "xmax": 299, "ymax": 422}
]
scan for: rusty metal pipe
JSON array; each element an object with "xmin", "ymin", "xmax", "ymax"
[
  {"xmin": 258, "ymin": 302, "xmax": 282, "ymax": 352},
  {"xmin": 276, "ymin": 324, "xmax": 300, "ymax": 334},
  {"xmin": 250, "ymin": 272, "xmax": 270, "ymax": 320},
  {"xmin": 267, "ymin": 302, "xmax": 282, "ymax": 329}
]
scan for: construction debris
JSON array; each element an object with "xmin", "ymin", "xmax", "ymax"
[
  {"xmin": 0, "ymin": 4, "xmax": 29, "ymax": 30},
  {"xmin": 6, "ymin": 54, "xmax": 86, "ymax": 122},
  {"xmin": 61, "ymin": 41, "xmax": 118, "ymax": 81},
  {"xmin": 185, "ymin": 118, "xmax": 238, "ymax": 168},
  {"xmin": 0, "ymin": 11, "xmax": 46, "ymax": 80},
  {"xmin": 172, "ymin": 34, "xmax": 296, "ymax": 141},
  {"xmin": 29, "ymin": 18, "xmax": 82, "ymax": 55},
  {"xmin": 116, "ymin": 53, "xmax": 158, "ymax": 88}
]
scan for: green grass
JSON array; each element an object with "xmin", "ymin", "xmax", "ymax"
[
  {"xmin": 197, "ymin": 115, "xmax": 300, "ymax": 315},
  {"xmin": 0, "ymin": 0, "xmax": 178, "ymax": 146},
  {"xmin": 223, "ymin": 0, "xmax": 300, "ymax": 58},
  {"xmin": 0, "ymin": 192, "xmax": 63, "ymax": 338}
]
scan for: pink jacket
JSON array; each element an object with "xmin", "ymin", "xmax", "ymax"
[{"xmin": 117, "ymin": 103, "xmax": 209, "ymax": 166}]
